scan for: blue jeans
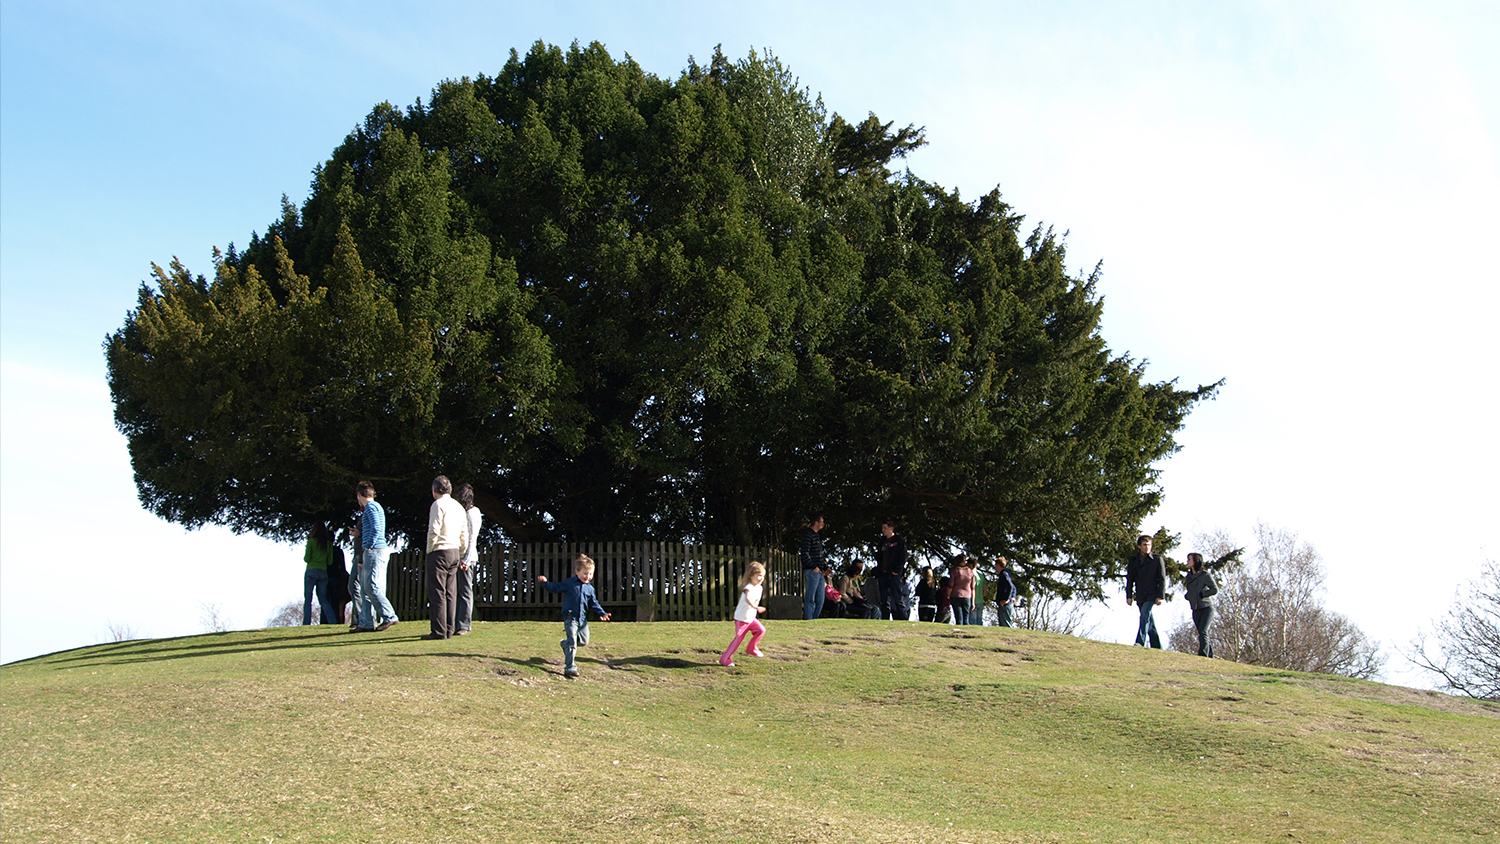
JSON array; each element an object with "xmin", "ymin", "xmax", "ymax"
[
  {"xmin": 303, "ymin": 568, "xmax": 334, "ymax": 625},
  {"xmin": 561, "ymin": 614, "xmax": 591, "ymax": 672},
  {"xmin": 803, "ymin": 569, "xmax": 826, "ymax": 620},
  {"xmin": 358, "ymin": 547, "xmax": 398, "ymax": 628},
  {"xmin": 1135, "ymin": 600, "xmax": 1162, "ymax": 648},
  {"xmin": 1192, "ymin": 605, "xmax": 1215, "ymax": 657},
  {"xmin": 997, "ymin": 601, "xmax": 1015, "ymax": 628},
  {"xmin": 347, "ymin": 563, "xmax": 362, "ymax": 625},
  {"xmin": 951, "ymin": 596, "xmax": 972, "ymax": 625}
]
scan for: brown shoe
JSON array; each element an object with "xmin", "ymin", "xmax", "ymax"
[
  {"xmin": 421, "ymin": 633, "xmax": 444, "ymax": 640},
  {"xmin": 374, "ymin": 621, "xmax": 395, "ymax": 632}
]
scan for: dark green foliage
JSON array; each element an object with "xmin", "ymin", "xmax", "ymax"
[{"xmin": 106, "ymin": 41, "xmax": 1218, "ymax": 593}]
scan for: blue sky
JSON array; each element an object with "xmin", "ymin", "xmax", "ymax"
[{"xmin": 3, "ymin": 1, "xmax": 1496, "ymax": 681}]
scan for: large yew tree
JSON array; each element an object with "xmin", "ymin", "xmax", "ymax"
[{"xmin": 107, "ymin": 42, "xmax": 1219, "ymax": 594}]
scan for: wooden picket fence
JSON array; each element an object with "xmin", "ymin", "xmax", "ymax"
[{"xmin": 384, "ymin": 542, "xmax": 801, "ymax": 623}]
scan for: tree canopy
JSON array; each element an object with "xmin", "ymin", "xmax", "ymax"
[{"xmin": 107, "ymin": 42, "xmax": 1219, "ymax": 595}]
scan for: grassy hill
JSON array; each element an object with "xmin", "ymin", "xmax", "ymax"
[{"xmin": 3, "ymin": 620, "xmax": 1497, "ymax": 843}]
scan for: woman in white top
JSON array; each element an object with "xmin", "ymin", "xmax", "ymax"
[
  {"xmin": 719, "ymin": 562, "xmax": 767, "ymax": 667},
  {"xmin": 455, "ymin": 483, "xmax": 483, "ymax": 635}
]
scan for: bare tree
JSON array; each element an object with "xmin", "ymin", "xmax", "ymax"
[
  {"xmin": 198, "ymin": 601, "xmax": 231, "ymax": 634},
  {"xmin": 999, "ymin": 592, "xmax": 1101, "ymax": 637},
  {"xmin": 1406, "ymin": 561, "xmax": 1500, "ymax": 700},
  {"xmin": 1168, "ymin": 523, "xmax": 1384, "ymax": 679},
  {"xmin": 266, "ymin": 599, "xmax": 310, "ymax": 628},
  {"xmin": 102, "ymin": 620, "xmax": 139, "ymax": 643}
]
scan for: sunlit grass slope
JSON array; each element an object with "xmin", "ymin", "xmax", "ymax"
[{"xmin": 3, "ymin": 620, "xmax": 1497, "ymax": 843}]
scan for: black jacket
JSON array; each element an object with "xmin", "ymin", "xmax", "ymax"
[
  {"xmin": 876, "ymin": 534, "xmax": 906, "ymax": 576},
  {"xmin": 1126, "ymin": 552, "xmax": 1166, "ymax": 602}
]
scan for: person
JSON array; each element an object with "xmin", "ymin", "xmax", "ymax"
[
  {"xmin": 720, "ymin": 561, "xmax": 768, "ymax": 666},
  {"xmin": 355, "ymin": 481, "xmax": 399, "ymax": 633},
  {"xmin": 454, "ymin": 483, "xmax": 482, "ymax": 636},
  {"xmin": 302, "ymin": 523, "xmax": 338, "ymax": 625},
  {"xmin": 994, "ymin": 556, "xmax": 1017, "ymax": 628},
  {"xmin": 914, "ymin": 566, "xmax": 938, "ymax": 622},
  {"xmin": 423, "ymin": 475, "xmax": 469, "ymax": 641},
  {"xmin": 820, "ymin": 577, "xmax": 845, "ymax": 618},
  {"xmin": 345, "ymin": 516, "xmax": 363, "ymax": 630},
  {"xmin": 327, "ymin": 527, "xmax": 351, "ymax": 625},
  {"xmin": 840, "ymin": 563, "xmax": 876, "ymax": 617},
  {"xmin": 1183, "ymin": 552, "xmax": 1219, "ymax": 657},
  {"xmin": 936, "ymin": 575, "xmax": 953, "ymax": 624},
  {"xmin": 861, "ymin": 563, "xmax": 884, "ymax": 619},
  {"xmin": 876, "ymin": 521, "xmax": 909, "ymax": 620},
  {"xmin": 949, "ymin": 554, "xmax": 976, "ymax": 625},
  {"xmin": 800, "ymin": 515, "xmax": 829, "ymax": 620},
  {"xmin": 538, "ymin": 554, "xmax": 611, "ymax": 678},
  {"xmin": 1125, "ymin": 534, "xmax": 1167, "ymax": 648}
]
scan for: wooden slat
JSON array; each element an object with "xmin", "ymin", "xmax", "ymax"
[{"xmin": 390, "ymin": 541, "xmax": 800, "ymax": 622}]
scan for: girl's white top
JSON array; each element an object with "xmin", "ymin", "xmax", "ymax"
[
  {"xmin": 734, "ymin": 583, "xmax": 763, "ymax": 623},
  {"xmin": 464, "ymin": 507, "xmax": 482, "ymax": 564}
]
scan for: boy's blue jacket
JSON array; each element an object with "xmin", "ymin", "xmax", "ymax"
[{"xmin": 541, "ymin": 576, "xmax": 609, "ymax": 619}]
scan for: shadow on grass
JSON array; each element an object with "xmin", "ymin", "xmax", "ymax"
[
  {"xmin": 43, "ymin": 628, "xmax": 423, "ymax": 668},
  {"xmin": 606, "ymin": 655, "xmax": 707, "ymax": 670}
]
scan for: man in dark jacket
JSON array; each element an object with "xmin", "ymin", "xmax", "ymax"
[
  {"xmin": 1125, "ymin": 534, "xmax": 1167, "ymax": 648},
  {"xmin": 876, "ymin": 521, "xmax": 909, "ymax": 620}
]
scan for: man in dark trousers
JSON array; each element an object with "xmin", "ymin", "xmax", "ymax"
[
  {"xmin": 1125, "ymin": 534, "xmax": 1167, "ymax": 648},
  {"xmin": 876, "ymin": 521, "xmax": 909, "ymax": 620}
]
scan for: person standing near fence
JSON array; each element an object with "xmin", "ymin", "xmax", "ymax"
[
  {"xmin": 720, "ymin": 561, "xmax": 768, "ymax": 666},
  {"xmin": 422, "ymin": 475, "xmax": 469, "ymax": 641},
  {"xmin": 800, "ymin": 515, "xmax": 828, "ymax": 620},
  {"xmin": 1183, "ymin": 552, "xmax": 1218, "ymax": 657},
  {"xmin": 875, "ymin": 521, "xmax": 909, "ymax": 620},
  {"xmin": 355, "ymin": 481, "xmax": 399, "ymax": 633},
  {"xmin": 454, "ymin": 483, "xmax": 482, "ymax": 636}
]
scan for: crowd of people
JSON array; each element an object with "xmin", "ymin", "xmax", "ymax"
[
  {"xmin": 300, "ymin": 500, "xmax": 1222, "ymax": 673},
  {"xmin": 796, "ymin": 515, "xmax": 1020, "ymax": 628},
  {"xmin": 300, "ymin": 478, "xmax": 486, "ymax": 639},
  {"xmin": 800, "ymin": 519, "xmax": 1219, "ymax": 656}
]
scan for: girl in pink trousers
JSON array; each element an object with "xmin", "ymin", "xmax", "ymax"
[{"xmin": 720, "ymin": 562, "xmax": 767, "ymax": 666}]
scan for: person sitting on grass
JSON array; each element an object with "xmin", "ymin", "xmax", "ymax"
[{"xmin": 537, "ymin": 555, "xmax": 611, "ymax": 678}]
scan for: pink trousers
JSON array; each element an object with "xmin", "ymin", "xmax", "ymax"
[{"xmin": 720, "ymin": 619, "xmax": 765, "ymax": 663}]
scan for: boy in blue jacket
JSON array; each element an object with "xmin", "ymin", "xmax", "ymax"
[{"xmin": 537, "ymin": 554, "xmax": 611, "ymax": 678}]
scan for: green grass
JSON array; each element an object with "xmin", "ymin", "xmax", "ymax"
[{"xmin": 4, "ymin": 620, "xmax": 1497, "ymax": 843}]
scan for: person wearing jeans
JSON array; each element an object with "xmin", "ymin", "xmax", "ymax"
[
  {"xmin": 800, "ymin": 515, "xmax": 828, "ymax": 620},
  {"xmin": 1125, "ymin": 534, "xmax": 1166, "ymax": 648},
  {"xmin": 302, "ymin": 523, "xmax": 337, "ymax": 624},
  {"xmin": 949, "ymin": 555, "xmax": 975, "ymax": 625},
  {"xmin": 355, "ymin": 480, "xmax": 398, "ymax": 632},
  {"xmin": 1183, "ymin": 552, "xmax": 1219, "ymax": 657}
]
